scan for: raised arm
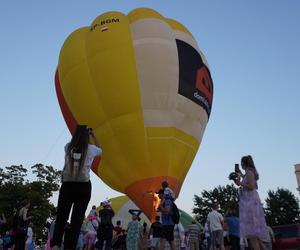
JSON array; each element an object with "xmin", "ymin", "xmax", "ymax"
[
  {"xmin": 89, "ymin": 129, "xmax": 100, "ymax": 148},
  {"xmin": 23, "ymin": 208, "xmax": 32, "ymax": 221},
  {"xmin": 234, "ymin": 170, "xmax": 256, "ymax": 190}
]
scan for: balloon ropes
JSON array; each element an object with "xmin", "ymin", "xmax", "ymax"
[{"xmin": 55, "ymin": 8, "xmax": 213, "ymax": 221}]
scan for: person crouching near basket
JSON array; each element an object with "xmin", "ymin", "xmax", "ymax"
[{"xmin": 51, "ymin": 125, "xmax": 102, "ymax": 250}]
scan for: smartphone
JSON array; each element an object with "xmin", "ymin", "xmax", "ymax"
[{"xmin": 235, "ymin": 164, "xmax": 240, "ymax": 172}]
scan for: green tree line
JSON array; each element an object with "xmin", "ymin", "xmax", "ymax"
[
  {"xmin": 1, "ymin": 164, "xmax": 299, "ymax": 240},
  {"xmin": 0, "ymin": 164, "xmax": 61, "ymax": 240}
]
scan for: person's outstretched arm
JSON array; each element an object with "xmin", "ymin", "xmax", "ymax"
[
  {"xmin": 23, "ymin": 209, "xmax": 32, "ymax": 221},
  {"xmin": 90, "ymin": 129, "xmax": 100, "ymax": 147}
]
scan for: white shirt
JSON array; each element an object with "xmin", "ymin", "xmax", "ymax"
[
  {"xmin": 164, "ymin": 187, "xmax": 175, "ymax": 199},
  {"xmin": 207, "ymin": 210, "xmax": 223, "ymax": 232},
  {"xmin": 204, "ymin": 223, "xmax": 210, "ymax": 237},
  {"xmin": 26, "ymin": 226, "xmax": 33, "ymax": 244},
  {"xmin": 174, "ymin": 224, "xmax": 185, "ymax": 247},
  {"xmin": 63, "ymin": 143, "xmax": 102, "ymax": 182},
  {"xmin": 84, "ymin": 144, "xmax": 102, "ymax": 167}
]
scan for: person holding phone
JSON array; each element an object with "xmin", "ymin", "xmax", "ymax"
[
  {"xmin": 51, "ymin": 125, "xmax": 102, "ymax": 250},
  {"xmin": 234, "ymin": 155, "xmax": 269, "ymax": 250}
]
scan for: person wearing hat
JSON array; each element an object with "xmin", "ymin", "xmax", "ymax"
[{"xmin": 96, "ymin": 200, "xmax": 115, "ymax": 250}]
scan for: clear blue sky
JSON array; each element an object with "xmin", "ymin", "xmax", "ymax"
[{"xmin": 1, "ymin": 0, "xmax": 299, "ymax": 215}]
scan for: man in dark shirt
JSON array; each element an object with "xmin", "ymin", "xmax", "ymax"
[
  {"xmin": 96, "ymin": 201, "xmax": 115, "ymax": 250},
  {"xmin": 149, "ymin": 216, "xmax": 162, "ymax": 250}
]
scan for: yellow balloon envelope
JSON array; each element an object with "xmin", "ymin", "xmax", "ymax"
[{"xmin": 55, "ymin": 8, "xmax": 213, "ymax": 220}]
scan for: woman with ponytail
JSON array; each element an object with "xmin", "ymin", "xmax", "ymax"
[
  {"xmin": 234, "ymin": 155, "xmax": 269, "ymax": 250},
  {"xmin": 51, "ymin": 125, "xmax": 102, "ymax": 250}
]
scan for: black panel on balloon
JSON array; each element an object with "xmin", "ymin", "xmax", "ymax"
[{"xmin": 176, "ymin": 39, "xmax": 213, "ymax": 118}]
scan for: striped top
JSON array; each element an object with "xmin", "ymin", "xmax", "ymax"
[{"xmin": 188, "ymin": 224, "xmax": 200, "ymax": 240}]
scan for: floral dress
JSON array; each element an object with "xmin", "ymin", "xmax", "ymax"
[
  {"xmin": 239, "ymin": 168, "xmax": 270, "ymax": 242},
  {"xmin": 126, "ymin": 220, "xmax": 140, "ymax": 250}
]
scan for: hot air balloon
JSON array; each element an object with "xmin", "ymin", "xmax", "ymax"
[{"xmin": 55, "ymin": 8, "xmax": 213, "ymax": 220}]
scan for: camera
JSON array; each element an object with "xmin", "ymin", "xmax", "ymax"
[
  {"xmin": 228, "ymin": 172, "xmax": 239, "ymax": 180},
  {"xmin": 228, "ymin": 163, "xmax": 241, "ymax": 180}
]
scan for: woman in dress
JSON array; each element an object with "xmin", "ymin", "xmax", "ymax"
[
  {"xmin": 234, "ymin": 155, "xmax": 269, "ymax": 250},
  {"xmin": 126, "ymin": 213, "xmax": 141, "ymax": 250},
  {"xmin": 51, "ymin": 125, "xmax": 102, "ymax": 250}
]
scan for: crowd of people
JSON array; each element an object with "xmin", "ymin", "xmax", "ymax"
[
  {"xmin": 0, "ymin": 201, "xmax": 36, "ymax": 250},
  {"xmin": 44, "ymin": 183, "xmax": 202, "ymax": 250},
  {"xmin": 0, "ymin": 125, "xmax": 274, "ymax": 250}
]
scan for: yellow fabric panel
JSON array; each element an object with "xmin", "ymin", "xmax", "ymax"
[
  {"xmin": 165, "ymin": 18, "xmax": 193, "ymax": 37},
  {"xmin": 146, "ymin": 127, "xmax": 199, "ymax": 150},
  {"xmin": 170, "ymin": 140, "xmax": 196, "ymax": 181},
  {"xmin": 146, "ymin": 127, "xmax": 199, "ymax": 181},
  {"xmin": 58, "ymin": 28, "xmax": 106, "ymax": 128},
  {"xmin": 111, "ymin": 196, "xmax": 130, "ymax": 213},
  {"xmin": 57, "ymin": 27, "xmax": 129, "ymax": 191},
  {"xmin": 58, "ymin": 27, "xmax": 87, "ymax": 81},
  {"xmin": 83, "ymin": 11, "xmax": 150, "ymax": 191},
  {"xmin": 86, "ymin": 12, "xmax": 138, "ymax": 118},
  {"xmin": 128, "ymin": 8, "xmax": 164, "ymax": 23}
]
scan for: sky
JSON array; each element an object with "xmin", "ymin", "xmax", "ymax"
[{"xmin": 0, "ymin": 0, "xmax": 300, "ymax": 216}]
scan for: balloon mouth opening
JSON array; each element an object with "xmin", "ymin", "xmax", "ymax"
[{"xmin": 125, "ymin": 176, "xmax": 182, "ymax": 221}]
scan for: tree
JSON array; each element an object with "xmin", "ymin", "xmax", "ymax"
[
  {"xmin": 0, "ymin": 164, "xmax": 61, "ymax": 240},
  {"xmin": 193, "ymin": 184, "xmax": 239, "ymax": 224},
  {"xmin": 265, "ymin": 188, "xmax": 300, "ymax": 226}
]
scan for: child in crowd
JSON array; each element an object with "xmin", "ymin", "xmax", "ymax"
[
  {"xmin": 87, "ymin": 205, "xmax": 98, "ymax": 220},
  {"xmin": 85, "ymin": 216, "xmax": 98, "ymax": 250},
  {"xmin": 114, "ymin": 220, "xmax": 123, "ymax": 236}
]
